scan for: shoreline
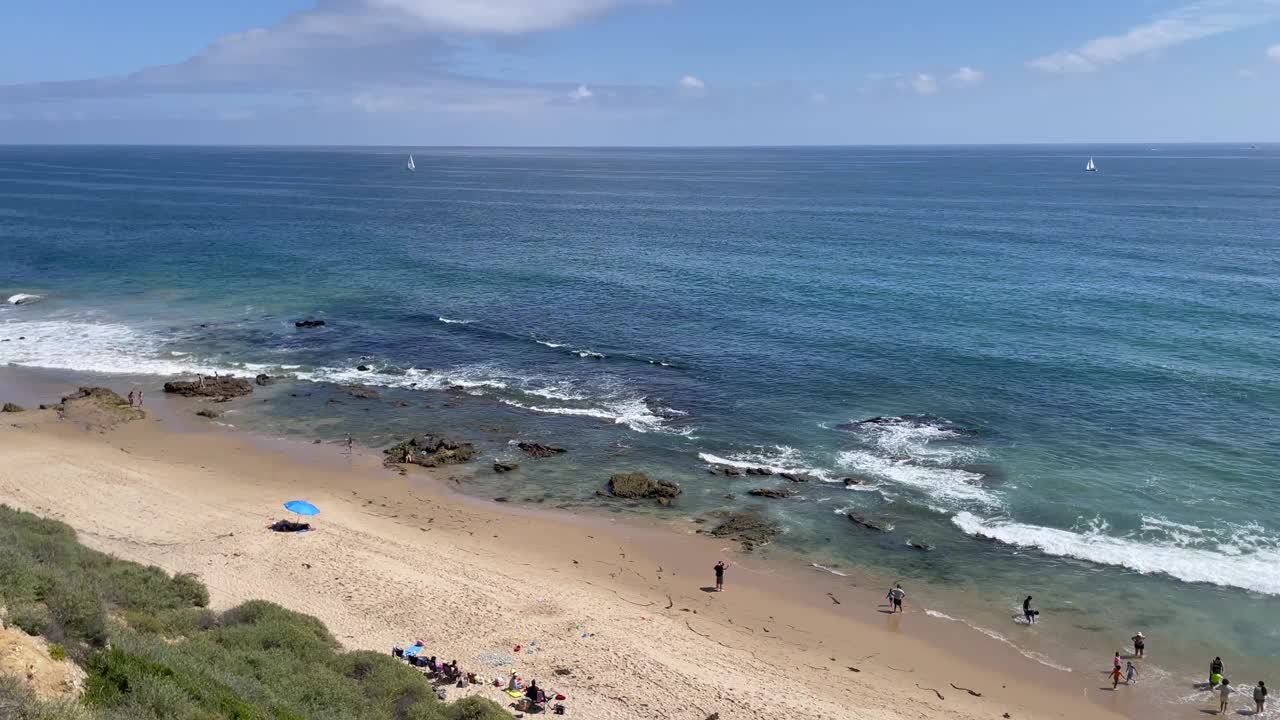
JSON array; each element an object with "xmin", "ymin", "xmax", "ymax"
[{"xmin": 0, "ymin": 367, "xmax": 1136, "ymax": 720}]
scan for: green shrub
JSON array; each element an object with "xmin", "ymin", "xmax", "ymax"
[
  {"xmin": 48, "ymin": 644, "xmax": 68, "ymax": 662},
  {"xmin": 0, "ymin": 673, "xmax": 92, "ymax": 720},
  {"xmin": 8, "ymin": 603, "xmax": 52, "ymax": 637}
]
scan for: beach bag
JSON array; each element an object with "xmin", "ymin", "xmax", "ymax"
[{"xmin": 554, "ymin": 704, "xmax": 566, "ymax": 715}]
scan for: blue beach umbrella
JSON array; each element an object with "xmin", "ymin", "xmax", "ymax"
[{"xmin": 284, "ymin": 500, "xmax": 320, "ymax": 517}]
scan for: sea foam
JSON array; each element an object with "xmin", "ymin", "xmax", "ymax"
[{"xmin": 951, "ymin": 512, "xmax": 1280, "ymax": 595}]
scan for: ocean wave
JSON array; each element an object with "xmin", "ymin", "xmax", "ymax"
[
  {"xmin": 6, "ymin": 293, "xmax": 43, "ymax": 306},
  {"xmin": 924, "ymin": 609, "xmax": 1072, "ymax": 672},
  {"xmin": 698, "ymin": 446, "xmax": 835, "ymax": 482},
  {"xmin": 574, "ymin": 349, "xmax": 605, "ymax": 359},
  {"xmin": 499, "ymin": 396, "xmax": 693, "ymax": 435},
  {"xmin": 0, "ymin": 319, "xmax": 227, "ymax": 376},
  {"xmin": 534, "ymin": 339, "xmax": 566, "ymax": 349},
  {"xmin": 437, "ymin": 317, "xmax": 472, "ymax": 325},
  {"xmin": 838, "ymin": 414, "xmax": 985, "ymax": 466},
  {"xmin": 836, "ymin": 450, "xmax": 999, "ymax": 508},
  {"xmin": 951, "ymin": 512, "xmax": 1280, "ymax": 595}
]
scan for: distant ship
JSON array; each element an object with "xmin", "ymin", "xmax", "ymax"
[
  {"xmin": 406, "ymin": 154, "xmax": 416, "ymax": 172},
  {"xmin": 1085, "ymin": 157, "xmax": 1097, "ymax": 173}
]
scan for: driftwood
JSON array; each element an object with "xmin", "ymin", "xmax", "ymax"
[
  {"xmin": 917, "ymin": 684, "xmax": 945, "ymax": 701},
  {"xmin": 950, "ymin": 683, "xmax": 983, "ymax": 697}
]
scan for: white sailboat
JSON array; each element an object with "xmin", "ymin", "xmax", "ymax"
[
  {"xmin": 1085, "ymin": 157, "xmax": 1097, "ymax": 172},
  {"xmin": 406, "ymin": 154, "xmax": 416, "ymax": 172}
]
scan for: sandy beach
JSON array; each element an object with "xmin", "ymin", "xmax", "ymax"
[{"xmin": 0, "ymin": 374, "xmax": 1133, "ymax": 720}]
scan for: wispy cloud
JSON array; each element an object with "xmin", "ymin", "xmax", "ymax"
[
  {"xmin": 909, "ymin": 73, "xmax": 939, "ymax": 95},
  {"xmin": 679, "ymin": 75, "xmax": 705, "ymax": 90},
  {"xmin": 948, "ymin": 66, "xmax": 984, "ymax": 87},
  {"xmin": 1268, "ymin": 42, "xmax": 1280, "ymax": 60},
  {"xmin": 1029, "ymin": 0, "xmax": 1280, "ymax": 73},
  {"xmin": 568, "ymin": 83, "xmax": 594, "ymax": 100}
]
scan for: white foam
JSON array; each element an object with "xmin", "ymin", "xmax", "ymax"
[
  {"xmin": 534, "ymin": 339, "xmax": 566, "ymax": 349},
  {"xmin": 0, "ymin": 319, "xmax": 226, "ymax": 377},
  {"xmin": 810, "ymin": 563, "xmax": 848, "ymax": 577},
  {"xmin": 499, "ymin": 396, "xmax": 693, "ymax": 436},
  {"xmin": 951, "ymin": 512, "xmax": 1280, "ymax": 596},
  {"xmin": 6, "ymin": 293, "xmax": 43, "ymax": 306},
  {"xmin": 836, "ymin": 450, "xmax": 998, "ymax": 508},
  {"xmin": 698, "ymin": 447, "xmax": 835, "ymax": 482},
  {"xmin": 924, "ymin": 609, "xmax": 1072, "ymax": 672},
  {"xmin": 437, "ymin": 317, "xmax": 472, "ymax": 325},
  {"xmin": 575, "ymin": 349, "xmax": 605, "ymax": 359}
]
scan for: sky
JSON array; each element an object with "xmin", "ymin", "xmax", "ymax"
[{"xmin": 2, "ymin": 0, "xmax": 1280, "ymax": 145}]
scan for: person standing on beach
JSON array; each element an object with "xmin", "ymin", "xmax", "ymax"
[
  {"xmin": 127, "ymin": 391, "xmax": 135, "ymax": 408},
  {"xmin": 714, "ymin": 561, "xmax": 725, "ymax": 592},
  {"xmin": 1218, "ymin": 678, "xmax": 1232, "ymax": 715},
  {"xmin": 888, "ymin": 583, "xmax": 906, "ymax": 613},
  {"xmin": 1131, "ymin": 631, "xmax": 1145, "ymax": 658},
  {"xmin": 137, "ymin": 390, "xmax": 143, "ymax": 408},
  {"xmin": 1023, "ymin": 595, "xmax": 1037, "ymax": 624},
  {"xmin": 1210, "ymin": 656, "xmax": 1224, "ymax": 685},
  {"xmin": 1254, "ymin": 681, "xmax": 1268, "ymax": 715}
]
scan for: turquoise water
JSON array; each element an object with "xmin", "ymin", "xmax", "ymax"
[{"xmin": 2, "ymin": 145, "xmax": 1278, "ymax": 700}]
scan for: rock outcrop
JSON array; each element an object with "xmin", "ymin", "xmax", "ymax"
[
  {"xmin": 338, "ymin": 384, "xmax": 380, "ymax": 400},
  {"xmin": 747, "ymin": 488, "xmax": 795, "ymax": 499},
  {"xmin": 384, "ymin": 434, "xmax": 476, "ymax": 467},
  {"xmin": 163, "ymin": 376, "xmax": 253, "ymax": 399},
  {"xmin": 704, "ymin": 512, "xmax": 780, "ymax": 550},
  {"xmin": 606, "ymin": 473, "xmax": 682, "ymax": 504},
  {"xmin": 254, "ymin": 374, "xmax": 274, "ymax": 386},
  {"xmin": 195, "ymin": 408, "xmax": 222, "ymax": 419},
  {"xmin": 846, "ymin": 513, "xmax": 893, "ymax": 532},
  {"xmin": 493, "ymin": 461, "xmax": 519, "ymax": 473},
  {"xmin": 1, "ymin": 402, "xmax": 23, "ymax": 413},
  {"xmin": 58, "ymin": 387, "xmax": 144, "ymax": 427},
  {"xmin": 517, "ymin": 442, "xmax": 567, "ymax": 458}
]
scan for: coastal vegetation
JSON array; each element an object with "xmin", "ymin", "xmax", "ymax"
[{"xmin": 0, "ymin": 504, "xmax": 508, "ymax": 720}]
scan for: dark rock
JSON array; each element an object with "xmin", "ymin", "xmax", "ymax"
[
  {"xmin": 195, "ymin": 408, "xmax": 222, "ymax": 419},
  {"xmin": 847, "ymin": 513, "xmax": 893, "ymax": 532},
  {"xmin": 779, "ymin": 472, "xmax": 809, "ymax": 482},
  {"xmin": 254, "ymin": 373, "xmax": 274, "ymax": 386},
  {"xmin": 707, "ymin": 512, "xmax": 780, "ymax": 550},
  {"xmin": 493, "ymin": 461, "xmax": 519, "ymax": 473},
  {"xmin": 384, "ymin": 434, "xmax": 476, "ymax": 467},
  {"xmin": 338, "ymin": 384, "xmax": 380, "ymax": 400},
  {"xmin": 394, "ymin": 400, "xmax": 412, "ymax": 407},
  {"xmin": 59, "ymin": 387, "xmax": 144, "ymax": 426},
  {"xmin": 1, "ymin": 402, "xmax": 24, "ymax": 413},
  {"xmin": 517, "ymin": 442, "xmax": 567, "ymax": 458},
  {"xmin": 356, "ymin": 365, "xmax": 370, "ymax": 372},
  {"xmin": 842, "ymin": 477, "xmax": 875, "ymax": 487},
  {"xmin": 494, "ymin": 496, "xmax": 509, "ymax": 503},
  {"xmin": 747, "ymin": 487, "xmax": 795, "ymax": 499},
  {"xmin": 744, "ymin": 467, "xmax": 774, "ymax": 476},
  {"xmin": 295, "ymin": 319, "xmax": 326, "ymax": 328},
  {"xmin": 163, "ymin": 376, "xmax": 253, "ymax": 399},
  {"xmin": 606, "ymin": 472, "xmax": 681, "ymax": 501},
  {"xmin": 909, "ymin": 541, "xmax": 933, "ymax": 551}
]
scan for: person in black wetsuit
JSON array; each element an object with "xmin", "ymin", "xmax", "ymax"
[
  {"xmin": 1023, "ymin": 596, "xmax": 1037, "ymax": 624},
  {"xmin": 714, "ymin": 561, "xmax": 726, "ymax": 592}
]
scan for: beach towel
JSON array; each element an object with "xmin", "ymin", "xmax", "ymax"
[
  {"xmin": 404, "ymin": 646, "xmax": 423, "ymax": 658},
  {"xmin": 505, "ymin": 689, "xmax": 526, "ymax": 699}
]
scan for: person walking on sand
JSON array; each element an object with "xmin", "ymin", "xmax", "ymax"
[
  {"xmin": 888, "ymin": 583, "xmax": 906, "ymax": 613},
  {"xmin": 1218, "ymin": 677, "xmax": 1232, "ymax": 715},
  {"xmin": 1254, "ymin": 681, "xmax": 1268, "ymax": 715},
  {"xmin": 1131, "ymin": 631, "xmax": 1145, "ymax": 658},
  {"xmin": 1125, "ymin": 661, "xmax": 1138, "ymax": 685},
  {"xmin": 714, "ymin": 561, "xmax": 725, "ymax": 592}
]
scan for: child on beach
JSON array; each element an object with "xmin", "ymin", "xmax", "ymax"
[
  {"xmin": 1110, "ymin": 664, "xmax": 1123, "ymax": 689},
  {"xmin": 1218, "ymin": 678, "xmax": 1232, "ymax": 715},
  {"xmin": 1124, "ymin": 661, "xmax": 1137, "ymax": 685},
  {"xmin": 714, "ymin": 561, "xmax": 725, "ymax": 592},
  {"xmin": 1255, "ymin": 681, "xmax": 1268, "ymax": 715}
]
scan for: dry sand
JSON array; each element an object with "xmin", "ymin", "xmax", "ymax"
[{"xmin": 0, "ymin": 388, "xmax": 1134, "ymax": 720}]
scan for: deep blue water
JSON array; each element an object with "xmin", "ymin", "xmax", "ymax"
[{"xmin": 2, "ymin": 145, "xmax": 1279, "ymax": 697}]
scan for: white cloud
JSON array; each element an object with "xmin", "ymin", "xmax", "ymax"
[
  {"xmin": 809, "ymin": 92, "xmax": 827, "ymax": 104},
  {"xmin": 909, "ymin": 73, "xmax": 938, "ymax": 95},
  {"xmin": 1030, "ymin": 0, "xmax": 1280, "ymax": 73},
  {"xmin": 948, "ymin": 66, "xmax": 984, "ymax": 87},
  {"xmin": 679, "ymin": 75, "xmax": 705, "ymax": 90},
  {"xmin": 1268, "ymin": 43, "xmax": 1280, "ymax": 61},
  {"xmin": 370, "ymin": 0, "xmax": 664, "ymax": 34},
  {"xmin": 568, "ymin": 83, "xmax": 594, "ymax": 100}
]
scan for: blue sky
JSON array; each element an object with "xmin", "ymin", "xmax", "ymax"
[{"xmin": 3, "ymin": 0, "xmax": 1280, "ymax": 144}]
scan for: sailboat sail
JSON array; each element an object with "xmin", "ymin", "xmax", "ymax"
[
  {"xmin": 407, "ymin": 154, "xmax": 416, "ymax": 172},
  {"xmin": 1086, "ymin": 157, "xmax": 1096, "ymax": 172}
]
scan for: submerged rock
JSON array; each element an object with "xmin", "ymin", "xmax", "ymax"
[
  {"xmin": 705, "ymin": 512, "xmax": 780, "ymax": 550},
  {"xmin": 747, "ymin": 488, "xmax": 795, "ymax": 499},
  {"xmin": 846, "ymin": 512, "xmax": 893, "ymax": 532},
  {"xmin": 517, "ymin": 442, "xmax": 567, "ymax": 458},
  {"xmin": 909, "ymin": 541, "xmax": 933, "ymax": 551},
  {"xmin": 779, "ymin": 472, "xmax": 809, "ymax": 483},
  {"xmin": 254, "ymin": 374, "xmax": 274, "ymax": 386},
  {"xmin": 384, "ymin": 434, "xmax": 476, "ymax": 467},
  {"xmin": 163, "ymin": 376, "xmax": 253, "ymax": 399},
  {"xmin": 606, "ymin": 473, "xmax": 682, "ymax": 501},
  {"xmin": 338, "ymin": 384, "xmax": 380, "ymax": 400},
  {"xmin": 744, "ymin": 467, "xmax": 774, "ymax": 476},
  {"xmin": 294, "ymin": 319, "xmax": 326, "ymax": 328},
  {"xmin": 1, "ymin": 402, "xmax": 24, "ymax": 413},
  {"xmin": 493, "ymin": 461, "xmax": 519, "ymax": 473},
  {"xmin": 195, "ymin": 408, "xmax": 222, "ymax": 419}
]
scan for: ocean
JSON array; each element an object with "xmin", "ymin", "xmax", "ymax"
[{"xmin": 2, "ymin": 145, "xmax": 1278, "ymax": 703}]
